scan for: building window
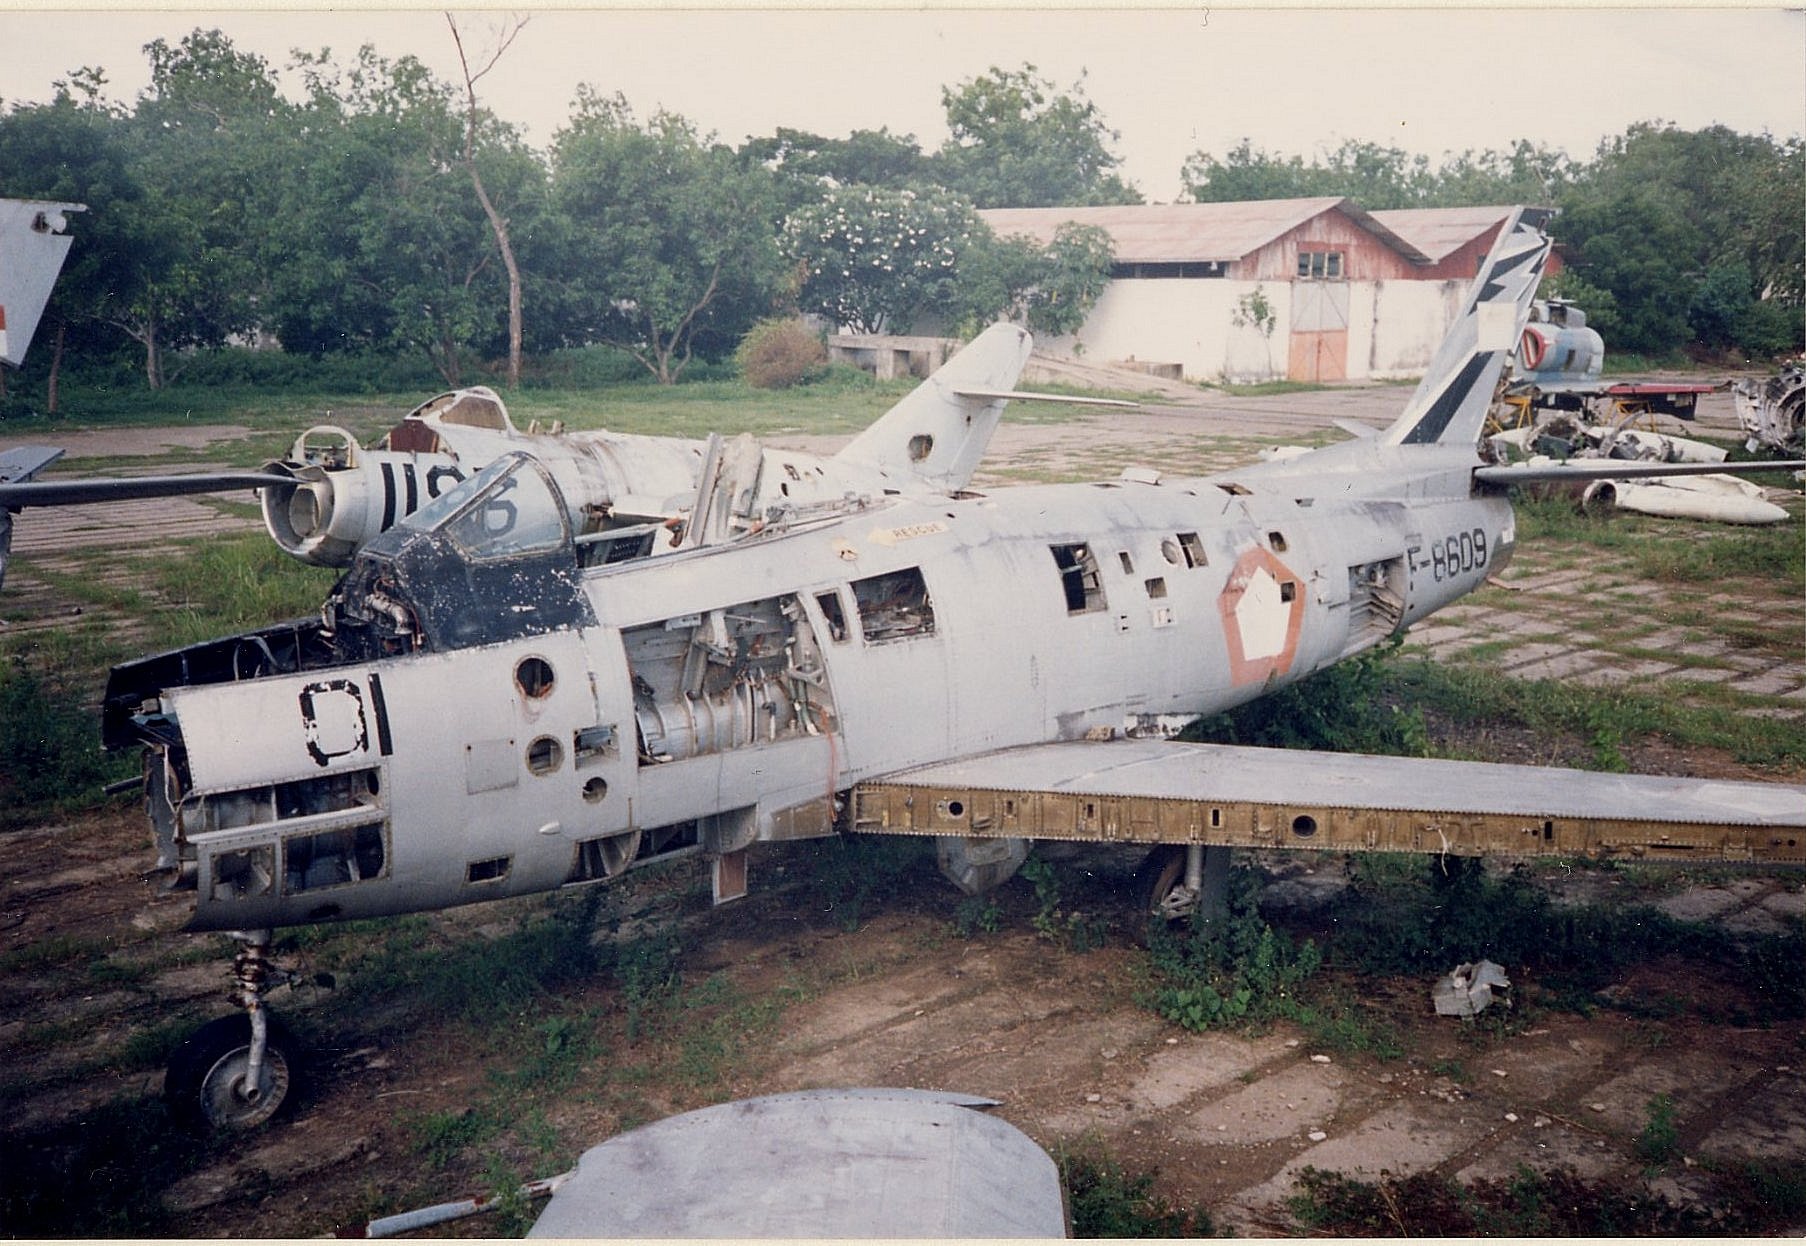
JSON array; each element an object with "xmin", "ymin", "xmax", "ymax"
[{"xmin": 1296, "ymin": 250, "xmax": 1344, "ymax": 280}]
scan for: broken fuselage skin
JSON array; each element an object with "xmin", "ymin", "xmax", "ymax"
[{"xmin": 104, "ymin": 442, "xmax": 1509, "ymax": 933}]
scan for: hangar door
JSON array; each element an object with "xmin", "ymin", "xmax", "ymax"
[{"xmin": 1288, "ymin": 281, "xmax": 1349, "ymax": 382}]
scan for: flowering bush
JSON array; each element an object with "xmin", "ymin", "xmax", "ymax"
[{"xmin": 784, "ymin": 185, "xmax": 980, "ymax": 333}]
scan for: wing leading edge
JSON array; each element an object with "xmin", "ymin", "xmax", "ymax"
[{"xmin": 853, "ymin": 739, "xmax": 1805, "ymax": 866}]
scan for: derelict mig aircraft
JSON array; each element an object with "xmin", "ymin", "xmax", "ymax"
[
  {"xmin": 98, "ymin": 207, "xmax": 1805, "ymax": 1129},
  {"xmin": 0, "ymin": 323, "xmax": 1126, "ymax": 589}
]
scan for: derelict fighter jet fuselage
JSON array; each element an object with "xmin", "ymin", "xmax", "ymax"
[{"xmin": 98, "ymin": 208, "xmax": 1806, "ymax": 1129}]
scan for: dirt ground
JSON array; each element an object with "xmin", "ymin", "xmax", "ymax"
[{"xmin": 1, "ymin": 378, "xmax": 1802, "ymax": 1237}]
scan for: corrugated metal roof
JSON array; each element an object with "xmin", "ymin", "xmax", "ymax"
[
  {"xmin": 1370, "ymin": 206, "xmax": 1515, "ymax": 264},
  {"xmin": 979, "ymin": 197, "xmax": 1433, "ymax": 265}
]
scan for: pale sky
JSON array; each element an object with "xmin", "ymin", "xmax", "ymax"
[{"xmin": 1, "ymin": 7, "xmax": 1801, "ymax": 203}]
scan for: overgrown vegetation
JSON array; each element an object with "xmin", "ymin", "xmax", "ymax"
[
  {"xmin": 732, "ymin": 317, "xmax": 829, "ymax": 389},
  {"xmin": 792, "ymin": 832, "xmax": 930, "ymax": 931},
  {"xmin": 1185, "ymin": 636, "xmax": 1429, "ymax": 757},
  {"xmin": 1285, "ymin": 1161, "xmax": 1806, "ymax": 1236},
  {"xmin": 0, "ymin": 662, "xmax": 131, "ymax": 822},
  {"xmin": 1021, "ymin": 855, "xmax": 1110, "ymax": 951},
  {"xmin": 1058, "ymin": 1145, "xmax": 1214, "ymax": 1237},
  {"xmin": 1316, "ymin": 854, "xmax": 1806, "ymax": 1021},
  {"xmin": 1142, "ymin": 865, "xmax": 1405, "ymax": 1057},
  {"xmin": 1389, "ymin": 658, "xmax": 1806, "ymax": 771}
]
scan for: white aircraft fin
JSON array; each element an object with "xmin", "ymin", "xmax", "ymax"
[
  {"xmin": 1382, "ymin": 206, "xmax": 1555, "ymax": 449},
  {"xmin": 833, "ymin": 322, "xmax": 1033, "ymax": 491}
]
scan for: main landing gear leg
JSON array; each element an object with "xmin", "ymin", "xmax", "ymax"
[
  {"xmin": 1141, "ymin": 844, "xmax": 1233, "ymax": 925},
  {"xmin": 164, "ymin": 928, "xmax": 299, "ymax": 1129}
]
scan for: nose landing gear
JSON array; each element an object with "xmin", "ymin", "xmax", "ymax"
[{"xmin": 164, "ymin": 930, "xmax": 301, "ymax": 1129}]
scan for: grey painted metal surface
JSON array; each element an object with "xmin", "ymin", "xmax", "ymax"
[
  {"xmin": 868, "ymin": 740, "xmax": 1806, "ymax": 827},
  {"xmin": 526, "ymin": 1089, "xmax": 1066, "ymax": 1238},
  {"xmin": 0, "ymin": 198, "xmax": 84, "ymax": 366},
  {"xmin": 258, "ymin": 322, "xmax": 1036, "ymax": 567}
]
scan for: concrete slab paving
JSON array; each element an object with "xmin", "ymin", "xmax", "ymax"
[
  {"xmin": 1225, "ymin": 1101, "xmax": 1500, "ymax": 1220},
  {"xmin": 1130, "ymin": 1031, "xmax": 1296, "ymax": 1111},
  {"xmin": 1183, "ymin": 1059, "xmax": 1348, "ymax": 1146},
  {"xmin": 1455, "ymin": 1120, "xmax": 1622, "ymax": 1183}
]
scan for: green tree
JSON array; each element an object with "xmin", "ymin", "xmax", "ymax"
[
  {"xmin": 960, "ymin": 221, "xmax": 1114, "ymax": 337},
  {"xmin": 109, "ymin": 29, "xmax": 289, "ymax": 388},
  {"xmin": 1556, "ymin": 185, "xmax": 1701, "ymax": 354},
  {"xmin": 546, "ymin": 92, "xmax": 786, "ymax": 383},
  {"xmin": 936, "ymin": 64, "xmax": 1141, "ymax": 208},
  {"xmin": 1558, "ymin": 123, "xmax": 1801, "ymax": 356},
  {"xmin": 740, "ymin": 126, "xmax": 930, "ymax": 214},
  {"xmin": 1428, "ymin": 140, "xmax": 1573, "ymax": 207},
  {"xmin": 1183, "ymin": 137, "xmax": 1433, "ymax": 208},
  {"xmin": 784, "ymin": 183, "xmax": 980, "ymax": 333},
  {"xmin": 266, "ymin": 46, "xmax": 541, "ymax": 384}
]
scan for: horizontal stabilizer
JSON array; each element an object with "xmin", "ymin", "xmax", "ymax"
[
  {"xmin": 0, "ymin": 446, "xmax": 64, "ymax": 485},
  {"xmin": 1476, "ymin": 458, "xmax": 1806, "ymax": 485},
  {"xmin": 952, "ymin": 387, "xmax": 1138, "ymax": 409},
  {"xmin": 854, "ymin": 739, "xmax": 1805, "ymax": 866},
  {"xmin": 0, "ymin": 470, "xmax": 293, "ymax": 508}
]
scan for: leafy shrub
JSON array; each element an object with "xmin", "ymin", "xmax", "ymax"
[
  {"xmin": 734, "ymin": 318, "xmax": 828, "ymax": 389},
  {"xmin": 1020, "ymin": 856, "xmax": 1110, "ymax": 951},
  {"xmin": 1059, "ymin": 1147, "xmax": 1212, "ymax": 1237},
  {"xmin": 1147, "ymin": 866, "xmax": 1323, "ymax": 1031},
  {"xmin": 1183, "ymin": 636, "xmax": 1427, "ymax": 757}
]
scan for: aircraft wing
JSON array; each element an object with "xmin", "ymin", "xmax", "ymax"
[
  {"xmin": 0, "ymin": 458, "xmax": 291, "ymax": 592},
  {"xmin": 853, "ymin": 739, "xmax": 1806, "ymax": 865},
  {"xmin": 0, "ymin": 469, "xmax": 292, "ymax": 508},
  {"xmin": 1476, "ymin": 459, "xmax": 1806, "ymax": 485},
  {"xmin": 0, "ymin": 446, "xmax": 65, "ymax": 485}
]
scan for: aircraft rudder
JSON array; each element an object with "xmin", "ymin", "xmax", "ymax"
[
  {"xmin": 1382, "ymin": 206, "xmax": 1556, "ymax": 450},
  {"xmin": 834, "ymin": 323, "xmax": 1033, "ymax": 489}
]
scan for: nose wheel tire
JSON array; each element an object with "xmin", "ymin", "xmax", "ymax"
[{"xmin": 165, "ymin": 1013, "xmax": 299, "ymax": 1130}]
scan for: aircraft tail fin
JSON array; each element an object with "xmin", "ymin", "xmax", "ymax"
[
  {"xmin": 1380, "ymin": 206, "xmax": 1555, "ymax": 449},
  {"xmin": 834, "ymin": 323, "xmax": 1033, "ymax": 490}
]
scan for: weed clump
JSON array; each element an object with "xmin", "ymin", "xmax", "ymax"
[
  {"xmin": 734, "ymin": 318, "xmax": 828, "ymax": 389},
  {"xmin": 1147, "ymin": 866, "xmax": 1322, "ymax": 1031},
  {"xmin": 1285, "ymin": 1162, "xmax": 1800, "ymax": 1235},
  {"xmin": 1022, "ymin": 856, "xmax": 1110, "ymax": 951},
  {"xmin": 1185, "ymin": 636, "xmax": 1427, "ymax": 757},
  {"xmin": 795, "ymin": 833, "xmax": 928, "ymax": 930},
  {"xmin": 1058, "ymin": 1146, "xmax": 1213, "ymax": 1237}
]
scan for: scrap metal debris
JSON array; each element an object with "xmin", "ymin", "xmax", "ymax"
[
  {"xmin": 1488, "ymin": 414, "xmax": 1793, "ymax": 524},
  {"xmin": 1433, "ymin": 959, "xmax": 1512, "ymax": 1017},
  {"xmin": 1732, "ymin": 361, "xmax": 1805, "ymax": 457}
]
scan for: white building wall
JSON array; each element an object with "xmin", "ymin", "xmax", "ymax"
[
  {"xmin": 1367, "ymin": 279, "xmax": 1469, "ymax": 379},
  {"xmin": 1031, "ymin": 274, "xmax": 1472, "ymax": 385},
  {"xmin": 1035, "ymin": 279, "xmax": 1296, "ymax": 384}
]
